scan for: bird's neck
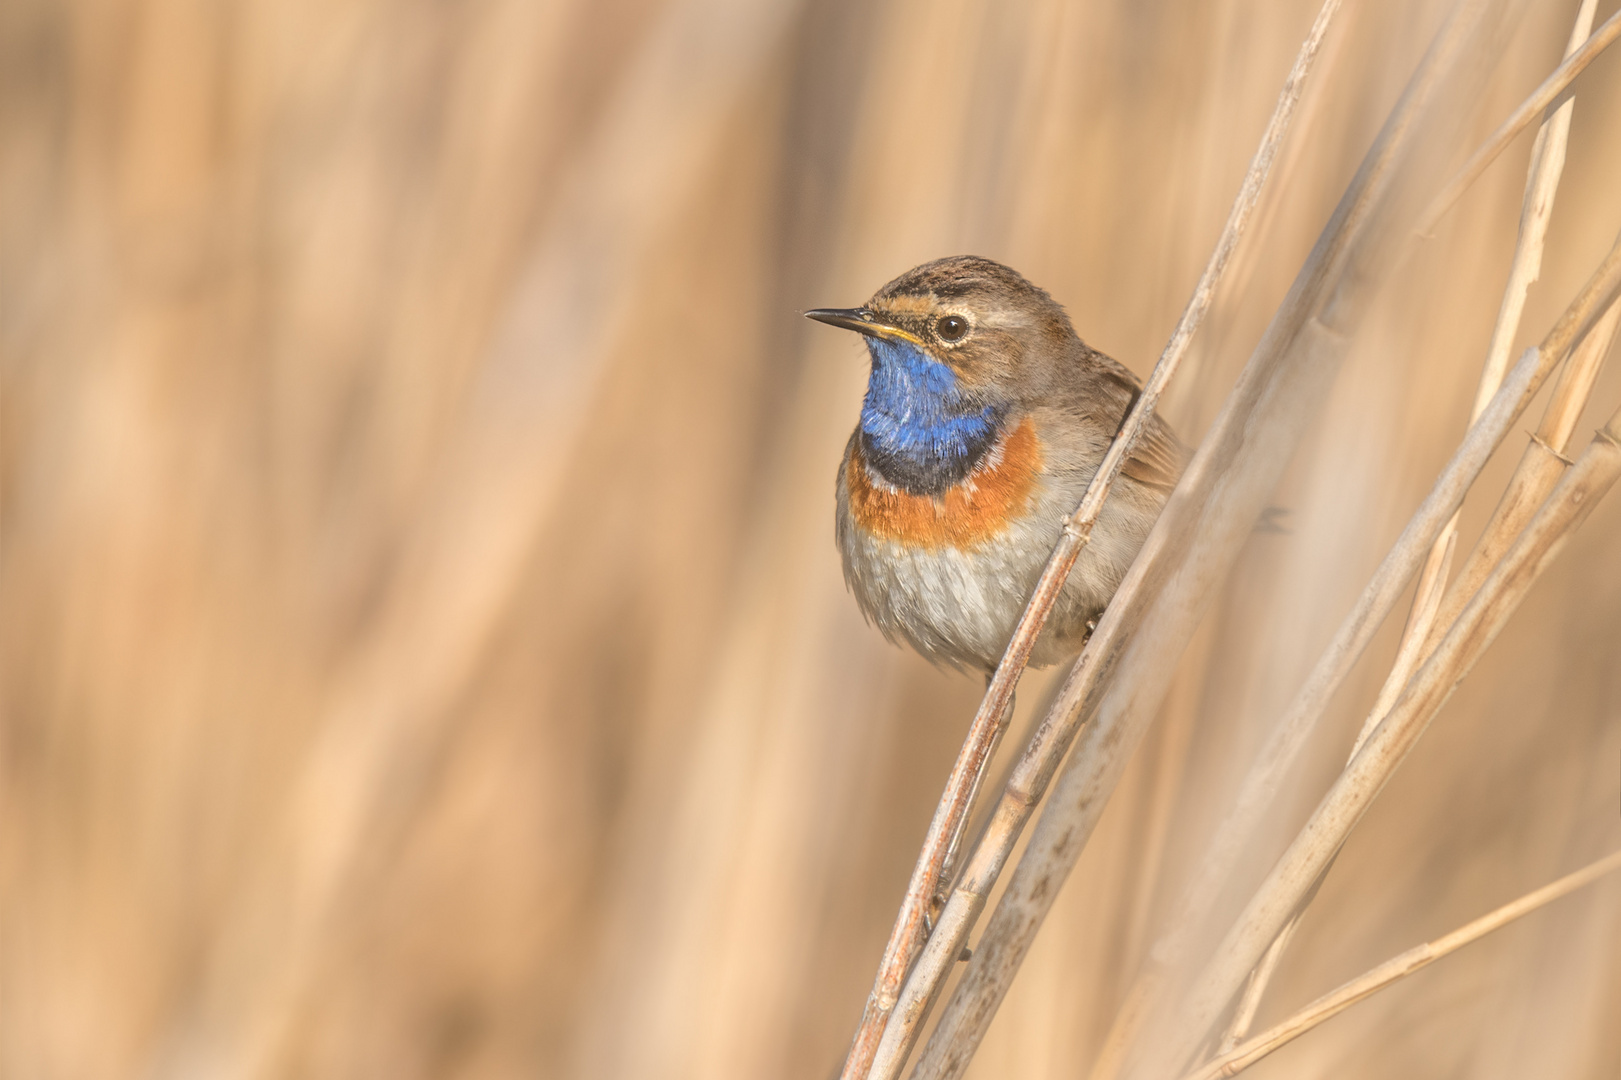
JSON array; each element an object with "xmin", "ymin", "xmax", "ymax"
[{"xmin": 858, "ymin": 338, "xmax": 1006, "ymax": 495}]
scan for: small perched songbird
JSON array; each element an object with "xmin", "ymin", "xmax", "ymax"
[{"xmin": 807, "ymin": 256, "xmax": 1187, "ymax": 674}]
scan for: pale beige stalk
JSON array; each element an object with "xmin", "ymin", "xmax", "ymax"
[
  {"xmin": 1354, "ymin": 0, "xmax": 1598, "ymax": 759},
  {"xmin": 836, "ymin": 4, "xmax": 1347, "ymax": 1078},
  {"xmin": 905, "ymin": 2, "xmax": 1527, "ymax": 1076},
  {"xmin": 1216, "ymin": 915, "xmax": 1301, "ymax": 1055},
  {"xmin": 1421, "ymin": 299, "xmax": 1621, "ymax": 660},
  {"xmin": 1096, "ymin": 14, "xmax": 1621, "ymax": 1063},
  {"xmin": 1174, "ymin": 246, "xmax": 1621, "ymax": 1077},
  {"xmin": 1213, "ymin": 3, "xmax": 1602, "ymax": 1044},
  {"xmin": 1185, "ymin": 848, "xmax": 1621, "ymax": 1080},
  {"xmin": 1415, "ymin": 5, "xmax": 1621, "ymax": 237}
]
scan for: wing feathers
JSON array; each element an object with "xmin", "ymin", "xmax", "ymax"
[{"xmin": 1120, "ymin": 415, "xmax": 1187, "ymax": 491}]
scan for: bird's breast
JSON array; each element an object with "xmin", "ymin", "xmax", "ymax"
[{"xmin": 845, "ymin": 416, "xmax": 1044, "ymax": 550}]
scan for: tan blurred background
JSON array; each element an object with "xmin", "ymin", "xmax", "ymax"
[{"xmin": 3, "ymin": 0, "xmax": 1621, "ymax": 1077}]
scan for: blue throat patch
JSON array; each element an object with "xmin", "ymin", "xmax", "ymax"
[{"xmin": 859, "ymin": 338, "xmax": 1004, "ymax": 494}]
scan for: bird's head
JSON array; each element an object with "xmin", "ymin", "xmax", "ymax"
[{"xmin": 806, "ymin": 255, "xmax": 1076, "ymax": 495}]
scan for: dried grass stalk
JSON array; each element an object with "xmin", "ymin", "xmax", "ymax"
[
  {"xmin": 1415, "ymin": 4, "xmax": 1621, "ymax": 236},
  {"xmin": 1216, "ymin": 911, "xmax": 1304, "ymax": 1057},
  {"xmin": 904, "ymin": 3, "xmax": 1527, "ymax": 1075},
  {"xmin": 1185, "ymin": 848, "xmax": 1621, "ymax": 1080},
  {"xmin": 1421, "ymin": 299, "xmax": 1621, "ymax": 661},
  {"xmin": 1354, "ymin": 0, "xmax": 1600, "ymax": 758},
  {"xmin": 1172, "ymin": 237, "xmax": 1621, "ymax": 1073},
  {"xmin": 1097, "ymin": 88, "xmax": 1620, "ymax": 1078},
  {"xmin": 837, "ymin": 4, "xmax": 1345, "ymax": 1077},
  {"xmin": 1214, "ymin": 1, "xmax": 1604, "ymax": 1041}
]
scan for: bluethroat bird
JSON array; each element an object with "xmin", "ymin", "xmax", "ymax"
[{"xmin": 807, "ymin": 256, "xmax": 1187, "ymax": 675}]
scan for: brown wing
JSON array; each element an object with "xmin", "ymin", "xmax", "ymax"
[
  {"xmin": 1120, "ymin": 414, "xmax": 1188, "ymax": 491},
  {"xmin": 1090, "ymin": 351, "xmax": 1189, "ymax": 491}
]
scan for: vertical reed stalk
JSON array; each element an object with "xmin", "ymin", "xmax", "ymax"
[
  {"xmin": 1091, "ymin": 22, "xmax": 1621, "ymax": 1071},
  {"xmin": 836, "ymin": 5, "xmax": 1346, "ymax": 1077},
  {"xmin": 1170, "ymin": 233, "xmax": 1621, "ymax": 1075},
  {"xmin": 908, "ymin": 3, "xmax": 1529, "ymax": 1076},
  {"xmin": 1213, "ymin": 1, "xmax": 1602, "ymax": 1044}
]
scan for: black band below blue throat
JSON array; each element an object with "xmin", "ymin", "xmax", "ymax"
[{"xmin": 859, "ymin": 423, "xmax": 1004, "ymax": 494}]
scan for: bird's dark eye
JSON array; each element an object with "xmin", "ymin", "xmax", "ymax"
[{"xmin": 936, "ymin": 315, "xmax": 969, "ymax": 342}]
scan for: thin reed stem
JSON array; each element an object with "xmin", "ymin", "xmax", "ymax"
[
  {"xmin": 1216, "ymin": 0, "xmax": 1600, "ymax": 1034},
  {"xmin": 1420, "ymin": 300, "xmax": 1621, "ymax": 661},
  {"xmin": 1216, "ymin": 915, "xmax": 1300, "ymax": 1054},
  {"xmin": 1096, "ymin": 71, "xmax": 1618, "ymax": 1069},
  {"xmin": 1183, "ymin": 848, "xmax": 1621, "ymax": 1080},
  {"xmin": 1356, "ymin": 0, "xmax": 1597, "ymax": 756},
  {"xmin": 909, "ymin": 3, "xmax": 1523, "ymax": 1076},
  {"xmin": 1415, "ymin": 6, "xmax": 1621, "ymax": 237},
  {"xmin": 1174, "ymin": 251, "xmax": 1621, "ymax": 1075},
  {"xmin": 835, "ymin": 4, "xmax": 1347, "ymax": 1078}
]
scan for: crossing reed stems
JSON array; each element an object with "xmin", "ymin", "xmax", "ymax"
[
  {"xmin": 1170, "ymin": 234, "xmax": 1621, "ymax": 1074},
  {"xmin": 1184, "ymin": 848, "xmax": 1621, "ymax": 1080},
  {"xmin": 1213, "ymin": 0, "xmax": 1603, "ymax": 1046},
  {"xmin": 907, "ymin": 2, "xmax": 1528, "ymax": 1076},
  {"xmin": 835, "ymin": 5, "xmax": 1347, "ymax": 1078}
]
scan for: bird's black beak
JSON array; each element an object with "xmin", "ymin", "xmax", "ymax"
[
  {"xmin": 804, "ymin": 307, "xmax": 923, "ymax": 345},
  {"xmin": 804, "ymin": 307, "xmax": 879, "ymax": 336}
]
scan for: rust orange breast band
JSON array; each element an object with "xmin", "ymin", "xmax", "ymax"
[{"xmin": 847, "ymin": 417, "xmax": 1043, "ymax": 550}]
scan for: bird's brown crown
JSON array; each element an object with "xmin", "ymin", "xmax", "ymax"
[{"xmin": 863, "ymin": 255, "xmax": 1079, "ymax": 396}]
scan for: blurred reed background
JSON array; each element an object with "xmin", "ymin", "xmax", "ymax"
[{"xmin": 3, "ymin": 0, "xmax": 1620, "ymax": 1077}]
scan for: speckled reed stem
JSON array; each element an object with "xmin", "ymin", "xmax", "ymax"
[
  {"xmin": 833, "ymin": 5, "xmax": 1347, "ymax": 1079},
  {"xmin": 905, "ymin": 1, "xmax": 1515, "ymax": 1075},
  {"xmin": 910, "ymin": 0, "xmax": 1619, "ymax": 1073},
  {"xmin": 1216, "ymin": 0, "xmax": 1604, "ymax": 1050},
  {"xmin": 1171, "ymin": 228, "xmax": 1621, "ymax": 1077}
]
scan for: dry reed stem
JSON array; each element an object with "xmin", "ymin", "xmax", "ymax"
[
  {"xmin": 1349, "ymin": 530, "xmax": 1458, "ymax": 755},
  {"xmin": 906, "ymin": 3, "xmax": 1520, "ymax": 1075},
  {"xmin": 1215, "ymin": 1, "xmax": 1601, "ymax": 1039},
  {"xmin": 1183, "ymin": 848, "xmax": 1621, "ymax": 1080},
  {"xmin": 13, "ymin": 2, "xmax": 1621, "ymax": 1076},
  {"xmin": 836, "ymin": 4, "xmax": 1346, "ymax": 1078},
  {"xmin": 1354, "ymin": 0, "xmax": 1598, "ymax": 758},
  {"xmin": 1419, "ymin": 300, "xmax": 1621, "ymax": 663},
  {"xmin": 1216, "ymin": 914, "xmax": 1301, "ymax": 1056},
  {"xmin": 1535, "ymin": 303, "xmax": 1621, "ymax": 446},
  {"xmin": 1173, "ymin": 240, "xmax": 1621, "ymax": 1074},
  {"xmin": 1095, "ymin": 125, "xmax": 1618, "ymax": 1080},
  {"xmin": 1414, "ymin": 5, "xmax": 1621, "ymax": 238}
]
